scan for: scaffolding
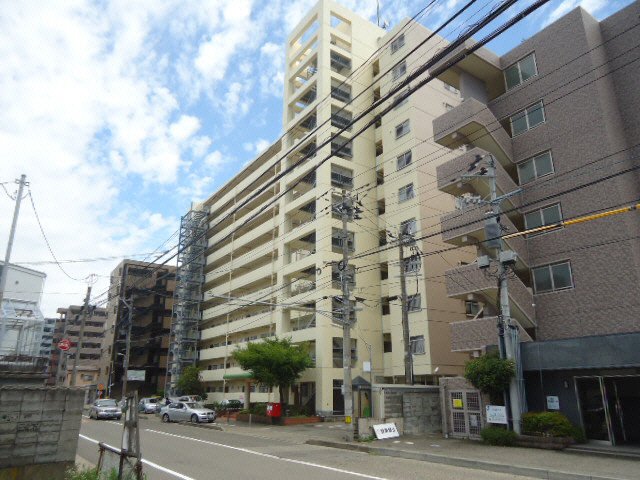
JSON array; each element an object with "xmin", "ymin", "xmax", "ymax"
[
  {"xmin": 0, "ymin": 299, "xmax": 48, "ymax": 373},
  {"xmin": 165, "ymin": 209, "xmax": 207, "ymax": 395}
]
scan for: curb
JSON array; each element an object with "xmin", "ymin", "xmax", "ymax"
[{"xmin": 305, "ymin": 440, "xmax": 628, "ymax": 480}]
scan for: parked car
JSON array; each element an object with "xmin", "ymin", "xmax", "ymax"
[
  {"xmin": 139, "ymin": 397, "xmax": 162, "ymax": 414},
  {"xmin": 178, "ymin": 395, "xmax": 203, "ymax": 404},
  {"xmin": 218, "ymin": 399, "xmax": 243, "ymax": 411},
  {"xmin": 160, "ymin": 402, "xmax": 216, "ymax": 423},
  {"xmin": 89, "ymin": 399, "xmax": 122, "ymax": 420}
]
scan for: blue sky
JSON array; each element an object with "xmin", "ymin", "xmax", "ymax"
[{"xmin": 0, "ymin": 0, "xmax": 633, "ymax": 316}]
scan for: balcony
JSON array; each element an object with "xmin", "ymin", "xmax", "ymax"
[
  {"xmin": 330, "ymin": 51, "xmax": 351, "ymax": 75},
  {"xmin": 436, "ymin": 148, "xmax": 521, "ymax": 209},
  {"xmin": 429, "ymin": 39, "xmax": 504, "ymax": 100},
  {"xmin": 445, "ymin": 264, "xmax": 535, "ymax": 329},
  {"xmin": 440, "ymin": 207, "xmax": 529, "ymax": 268},
  {"xmin": 433, "ymin": 98, "xmax": 513, "ymax": 167},
  {"xmin": 450, "ymin": 316, "xmax": 532, "ymax": 352}
]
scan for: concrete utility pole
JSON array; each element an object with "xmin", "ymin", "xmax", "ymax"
[
  {"xmin": 338, "ymin": 190, "xmax": 355, "ymax": 442},
  {"xmin": 71, "ymin": 284, "xmax": 92, "ymax": 386},
  {"xmin": 463, "ymin": 154, "xmax": 523, "ymax": 433},
  {"xmin": 0, "ymin": 175, "xmax": 28, "ymax": 339},
  {"xmin": 121, "ymin": 295, "xmax": 133, "ymax": 401},
  {"xmin": 397, "ymin": 228, "xmax": 413, "ymax": 386}
]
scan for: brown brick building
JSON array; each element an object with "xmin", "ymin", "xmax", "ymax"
[{"xmin": 431, "ymin": 3, "xmax": 640, "ymax": 445}]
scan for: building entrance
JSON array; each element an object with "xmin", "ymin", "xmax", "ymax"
[{"xmin": 576, "ymin": 375, "xmax": 640, "ymax": 445}]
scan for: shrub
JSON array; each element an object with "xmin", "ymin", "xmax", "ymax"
[
  {"xmin": 464, "ymin": 352, "xmax": 514, "ymax": 404},
  {"xmin": 251, "ymin": 403, "xmax": 268, "ymax": 416},
  {"xmin": 521, "ymin": 411, "xmax": 574, "ymax": 437},
  {"xmin": 569, "ymin": 425, "xmax": 586, "ymax": 443},
  {"xmin": 480, "ymin": 426, "xmax": 517, "ymax": 446}
]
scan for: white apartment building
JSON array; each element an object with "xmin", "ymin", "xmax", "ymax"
[{"xmin": 196, "ymin": 0, "xmax": 474, "ymax": 415}]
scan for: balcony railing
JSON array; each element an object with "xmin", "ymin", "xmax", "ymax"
[
  {"xmin": 450, "ymin": 316, "xmax": 532, "ymax": 352},
  {"xmin": 331, "ymin": 172, "xmax": 353, "ymax": 188},
  {"xmin": 331, "ymin": 114, "xmax": 352, "ymax": 130},
  {"xmin": 330, "ymin": 52, "xmax": 351, "ymax": 74},
  {"xmin": 331, "ymin": 87, "xmax": 351, "ymax": 103}
]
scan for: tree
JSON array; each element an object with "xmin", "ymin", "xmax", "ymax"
[
  {"xmin": 232, "ymin": 337, "xmax": 313, "ymax": 409},
  {"xmin": 464, "ymin": 352, "xmax": 514, "ymax": 404},
  {"xmin": 175, "ymin": 366, "xmax": 206, "ymax": 398}
]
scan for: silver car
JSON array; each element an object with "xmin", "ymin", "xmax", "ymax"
[
  {"xmin": 89, "ymin": 399, "xmax": 122, "ymax": 420},
  {"xmin": 160, "ymin": 402, "xmax": 216, "ymax": 424},
  {"xmin": 139, "ymin": 397, "xmax": 162, "ymax": 414}
]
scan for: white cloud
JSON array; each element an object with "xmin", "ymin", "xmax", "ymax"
[
  {"xmin": 543, "ymin": 0, "xmax": 608, "ymax": 26},
  {"xmin": 169, "ymin": 115, "xmax": 201, "ymax": 143}
]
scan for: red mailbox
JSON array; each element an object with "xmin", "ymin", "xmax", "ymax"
[{"xmin": 266, "ymin": 402, "xmax": 282, "ymax": 417}]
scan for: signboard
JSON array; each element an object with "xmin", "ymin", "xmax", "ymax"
[
  {"xmin": 453, "ymin": 398, "xmax": 463, "ymax": 408},
  {"xmin": 546, "ymin": 396, "xmax": 560, "ymax": 410},
  {"xmin": 486, "ymin": 405, "xmax": 508, "ymax": 424},
  {"xmin": 373, "ymin": 423, "xmax": 399, "ymax": 439},
  {"xmin": 58, "ymin": 339, "xmax": 71, "ymax": 351},
  {"xmin": 363, "ymin": 361, "xmax": 371, "ymax": 373},
  {"xmin": 126, "ymin": 370, "xmax": 145, "ymax": 381}
]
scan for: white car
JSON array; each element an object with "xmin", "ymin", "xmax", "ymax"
[
  {"xmin": 89, "ymin": 399, "xmax": 122, "ymax": 420},
  {"xmin": 161, "ymin": 402, "xmax": 216, "ymax": 424}
]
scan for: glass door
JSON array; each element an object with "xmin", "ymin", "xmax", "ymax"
[{"xmin": 576, "ymin": 377, "xmax": 610, "ymax": 442}]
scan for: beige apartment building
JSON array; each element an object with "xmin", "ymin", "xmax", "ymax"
[{"xmin": 194, "ymin": 0, "xmax": 475, "ymax": 414}]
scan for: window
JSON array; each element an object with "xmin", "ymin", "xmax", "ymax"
[
  {"xmin": 391, "ymin": 33, "xmax": 405, "ymax": 54},
  {"xmin": 510, "ymin": 101, "xmax": 545, "ymax": 136},
  {"xmin": 383, "ymin": 333, "xmax": 392, "ymax": 352},
  {"xmin": 404, "ymin": 255, "xmax": 421, "ymax": 274},
  {"xmin": 392, "ymin": 61, "xmax": 406, "ymax": 81},
  {"xmin": 398, "ymin": 183, "xmax": 414, "ymax": 203},
  {"xmin": 400, "ymin": 218, "xmax": 416, "ymax": 236},
  {"xmin": 407, "ymin": 294, "xmax": 421, "ymax": 312},
  {"xmin": 331, "ymin": 165, "xmax": 353, "ymax": 187},
  {"xmin": 332, "ymin": 264, "xmax": 355, "ymax": 288},
  {"xmin": 532, "ymin": 262, "xmax": 573, "ymax": 293},
  {"xmin": 410, "ymin": 335, "xmax": 425, "ymax": 355},
  {"xmin": 505, "ymin": 53, "xmax": 537, "ymax": 90},
  {"xmin": 443, "ymin": 82, "xmax": 459, "ymax": 94},
  {"xmin": 332, "ymin": 229, "xmax": 355, "ymax": 251},
  {"xmin": 518, "ymin": 151, "xmax": 554, "ymax": 184},
  {"xmin": 397, "ymin": 151, "xmax": 412, "ymax": 170},
  {"xmin": 395, "ymin": 119, "xmax": 410, "ymax": 139},
  {"xmin": 465, "ymin": 301, "xmax": 482, "ymax": 317},
  {"xmin": 524, "ymin": 203, "xmax": 562, "ymax": 235},
  {"xmin": 332, "ymin": 337, "xmax": 357, "ymax": 367},
  {"xmin": 393, "ymin": 91, "xmax": 408, "ymax": 109}
]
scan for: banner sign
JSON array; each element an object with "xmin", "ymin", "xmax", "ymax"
[
  {"xmin": 485, "ymin": 405, "xmax": 508, "ymax": 424},
  {"xmin": 373, "ymin": 422, "xmax": 399, "ymax": 439},
  {"xmin": 126, "ymin": 370, "xmax": 145, "ymax": 381}
]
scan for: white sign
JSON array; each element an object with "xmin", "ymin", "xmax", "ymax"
[
  {"xmin": 126, "ymin": 370, "xmax": 145, "ymax": 381},
  {"xmin": 546, "ymin": 396, "xmax": 560, "ymax": 410},
  {"xmin": 373, "ymin": 422, "xmax": 399, "ymax": 439},
  {"xmin": 363, "ymin": 361, "xmax": 371, "ymax": 373},
  {"xmin": 485, "ymin": 405, "xmax": 508, "ymax": 424}
]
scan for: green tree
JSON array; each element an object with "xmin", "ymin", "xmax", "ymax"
[
  {"xmin": 175, "ymin": 366, "xmax": 206, "ymax": 397},
  {"xmin": 232, "ymin": 337, "xmax": 313, "ymax": 409},
  {"xmin": 464, "ymin": 352, "xmax": 514, "ymax": 404}
]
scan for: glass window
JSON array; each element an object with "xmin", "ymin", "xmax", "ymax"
[
  {"xmin": 392, "ymin": 61, "xmax": 407, "ymax": 81},
  {"xmin": 391, "ymin": 34, "xmax": 405, "ymax": 54},
  {"xmin": 400, "ymin": 218, "xmax": 416, "ymax": 235},
  {"xmin": 504, "ymin": 53, "xmax": 538, "ymax": 90},
  {"xmin": 393, "ymin": 91, "xmax": 408, "ymax": 109},
  {"xmin": 510, "ymin": 101, "xmax": 545, "ymax": 136},
  {"xmin": 398, "ymin": 183, "xmax": 414, "ymax": 202},
  {"xmin": 407, "ymin": 294, "xmax": 421, "ymax": 312},
  {"xmin": 524, "ymin": 204, "xmax": 562, "ymax": 235},
  {"xmin": 518, "ymin": 151, "xmax": 554, "ymax": 184},
  {"xmin": 395, "ymin": 119, "xmax": 410, "ymax": 139},
  {"xmin": 410, "ymin": 335, "xmax": 425, "ymax": 354},
  {"xmin": 397, "ymin": 151, "xmax": 412, "ymax": 170},
  {"xmin": 533, "ymin": 262, "xmax": 573, "ymax": 293}
]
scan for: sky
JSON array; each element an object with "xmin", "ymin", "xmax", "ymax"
[{"xmin": 0, "ymin": 0, "xmax": 633, "ymax": 318}]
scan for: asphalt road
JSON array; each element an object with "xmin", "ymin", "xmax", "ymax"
[{"xmin": 78, "ymin": 416, "xmax": 535, "ymax": 480}]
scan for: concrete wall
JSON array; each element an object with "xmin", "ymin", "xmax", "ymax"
[
  {"xmin": 0, "ymin": 386, "xmax": 84, "ymax": 480},
  {"xmin": 377, "ymin": 385, "xmax": 441, "ymax": 435}
]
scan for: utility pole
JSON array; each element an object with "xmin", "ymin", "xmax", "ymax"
[
  {"xmin": 71, "ymin": 284, "xmax": 92, "ymax": 386},
  {"xmin": 121, "ymin": 295, "xmax": 133, "ymax": 401},
  {"xmin": 464, "ymin": 154, "xmax": 523, "ymax": 433},
  {"xmin": 397, "ymin": 228, "xmax": 413, "ymax": 385},
  {"xmin": 338, "ymin": 190, "xmax": 355, "ymax": 441},
  {"xmin": 0, "ymin": 174, "xmax": 28, "ymax": 342}
]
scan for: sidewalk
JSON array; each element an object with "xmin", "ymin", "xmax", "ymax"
[{"xmin": 215, "ymin": 420, "xmax": 639, "ymax": 480}]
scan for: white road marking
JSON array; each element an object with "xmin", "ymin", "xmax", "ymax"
[
  {"xmin": 145, "ymin": 429, "xmax": 389, "ymax": 480},
  {"xmin": 78, "ymin": 434, "xmax": 195, "ymax": 480}
]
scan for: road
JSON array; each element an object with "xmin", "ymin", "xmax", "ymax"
[{"xmin": 78, "ymin": 416, "xmax": 534, "ymax": 480}]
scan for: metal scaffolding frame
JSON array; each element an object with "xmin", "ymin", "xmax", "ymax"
[
  {"xmin": 165, "ymin": 209, "xmax": 207, "ymax": 395},
  {"xmin": 0, "ymin": 299, "xmax": 48, "ymax": 373}
]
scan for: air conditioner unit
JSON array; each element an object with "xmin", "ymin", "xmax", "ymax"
[{"xmin": 477, "ymin": 255, "xmax": 490, "ymax": 269}]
